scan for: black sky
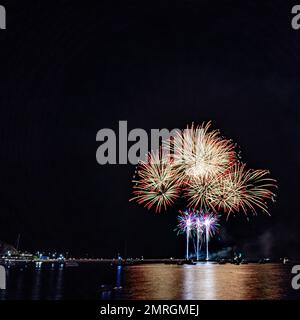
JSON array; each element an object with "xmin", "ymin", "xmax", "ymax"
[{"xmin": 0, "ymin": 1, "xmax": 299, "ymax": 258}]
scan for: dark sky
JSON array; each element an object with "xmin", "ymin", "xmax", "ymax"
[{"xmin": 0, "ymin": 1, "xmax": 299, "ymax": 258}]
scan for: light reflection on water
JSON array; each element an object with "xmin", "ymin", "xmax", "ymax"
[
  {"xmin": 0, "ymin": 263, "xmax": 298, "ymax": 300},
  {"xmin": 183, "ymin": 264, "xmax": 216, "ymax": 300},
  {"xmin": 120, "ymin": 263, "xmax": 296, "ymax": 300}
]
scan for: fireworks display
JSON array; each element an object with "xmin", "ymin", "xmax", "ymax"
[
  {"xmin": 131, "ymin": 121, "xmax": 276, "ymax": 216},
  {"xmin": 130, "ymin": 121, "xmax": 277, "ymax": 259}
]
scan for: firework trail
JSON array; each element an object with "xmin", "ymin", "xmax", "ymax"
[
  {"xmin": 175, "ymin": 210, "xmax": 220, "ymax": 260},
  {"xmin": 194, "ymin": 214, "xmax": 204, "ymax": 261},
  {"xmin": 201, "ymin": 212, "xmax": 221, "ymax": 260},
  {"xmin": 176, "ymin": 209, "xmax": 197, "ymax": 259}
]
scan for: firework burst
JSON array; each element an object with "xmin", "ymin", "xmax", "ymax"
[
  {"xmin": 202, "ymin": 211, "xmax": 221, "ymax": 237},
  {"xmin": 166, "ymin": 122, "xmax": 236, "ymax": 181},
  {"xmin": 176, "ymin": 209, "xmax": 197, "ymax": 234},
  {"xmin": 130, "ymin": 150, "xmax": 181, "ymax": 213},
  {"xmin": 183, "ymin": 175, "xmax": 217, "ymax": 211},
  {"xmin": 183, "ymin": 163, "xmax": 277, "ymax": 217},
  {"xmin": 209, "ymin": 163, "xmax": 277, "ymax": 216}
]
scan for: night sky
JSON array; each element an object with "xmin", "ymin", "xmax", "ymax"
[{"xmin": 0, "ymin": 1, "xmax": 299, "ymax": 259}]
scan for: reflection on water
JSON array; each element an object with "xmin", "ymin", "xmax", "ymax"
[
  {"xmin": 183, "ymin": 264, "xmax": 216, "ymax": 300},
  {"xmin": 0, "ymin": 263, "xmax": 298, "ymax": 300},
  {"xmin": 0, "ymin": 266, "xmax": 65, "ymax": 300},
  {"xmin": 115, "ymin": 265, "xmax": 122, "ymax": 289},
  {"xmin": 120, "ymin": 263, "xmax": 297, "ymax": 300}
]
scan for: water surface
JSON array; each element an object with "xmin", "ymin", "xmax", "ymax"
[{"xmin": 0, "ymin": 263, "xmax": 298, "ymax": 300}]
